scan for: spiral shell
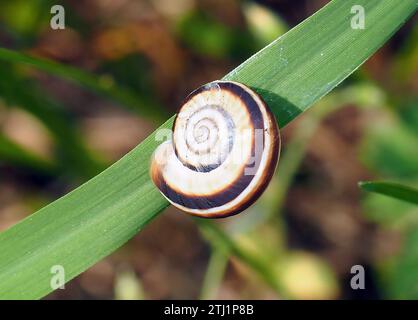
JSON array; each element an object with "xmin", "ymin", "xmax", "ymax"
[{"xmin": 151, "ymin": 81, "xmax": 280, "ymax": 218}]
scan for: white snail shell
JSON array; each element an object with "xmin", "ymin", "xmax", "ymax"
[{"xmin": 151, "ymin": 81, "xmax": 280, "ymax": 218}]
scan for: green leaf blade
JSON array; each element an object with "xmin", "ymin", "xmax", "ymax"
[
  {"xmin": 359, "ymin": 181, "xmax": 418, "ymax": 206},
  {"xmin": 224, "ymin": 0, "xmax": 417, "ymax": 127},
  {"xmin": 0, "ymin": 121, "xmax": 172, "ymax": 298}
]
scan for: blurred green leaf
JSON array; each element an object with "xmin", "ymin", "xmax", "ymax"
[
  {"xmin": 198, "ymin": 220, "xmax": 287, "ymax": 296},
  {"xmin": 0, "ymin": 63, "xmax": 104, "ymax": 178},
  {"xmin": 360, "ymin": 181, "xmax": 418, "ymax": 205},
  {"xmin": 392, "ymin": 22, "xmax": 418, "ymax": 87},
  {"xmin": 360, "ymin": 114, "xmax": 418, "ymax": 179},
  {"xmin": 243, "ymin": 2, "xmax": 288, "ymax": 46},
  {"xmin": 99, "ymin": 55, "xmax": 156, "ymax": 104},
  {"xmin": 362, "ymin": 191, "xmax": 418, "ymax": 227},
  {"xmin": 199, "ymin": 248, "xmax": 228, "ymax": 300},
  {"xmin": 0, "ymin": 48, "xmax": 168, "ymax": 122},
  {"xmin": 0, "ymin": 0, "xmax": 47, "ymax": 36},
  {"xmin": 0, "ymin": 0, "xmax": 416, "ymax": 299},
  {"xmin": 176, "ymin": 11, "xmax": 256, "ymax": 60},
  {"xmin": 383, "ymin": 228, "xmax": 418, "ymax": 299},
  {"xmin": 0, "ymin": 133, "xmax": 56, "ymax": 174},
  {"xmin": 398, "ymin": 98, "xmax": 418, "ymax": 137}
]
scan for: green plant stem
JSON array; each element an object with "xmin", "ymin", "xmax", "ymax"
[
  {"xmin": 199, "ymin": 248, "xmax": 228, "ymax": 300},
  {"xmin": 198, "ymin": 220, "xmax": 288, "ymax": 297}
]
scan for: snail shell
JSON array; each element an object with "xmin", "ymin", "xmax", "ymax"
[{"xmin": 151, "ymin": 81, "xmax": 280, "ymax": 218}]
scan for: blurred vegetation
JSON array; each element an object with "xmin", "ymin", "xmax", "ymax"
[{"xmin": 0, "ymin": 0, "xmax": 417, "ymax": 299}]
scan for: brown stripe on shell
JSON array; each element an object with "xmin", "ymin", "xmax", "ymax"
[
  {"xmin": 163, "ymin": 82, "xmax": 262, "ymax": 205},
  {"xmin": 209, "ymin": 108, "xmax": 280, "ymax": 217},
  {"xmin": 173, "ymin": 81, "xmax": 264, "ymax": 173},
  {"xmin": 151, "ymin": 81, "xmax": 280, "ymax": 217}
]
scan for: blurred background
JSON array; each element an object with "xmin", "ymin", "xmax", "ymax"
[{"xmin": 0, "ymin": 0, "xmax": 417, "ymax": 299}]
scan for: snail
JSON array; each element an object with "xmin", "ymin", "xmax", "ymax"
[{"xmin": 150, "ymin": 80, "xmax": 280, "ymax": 218}]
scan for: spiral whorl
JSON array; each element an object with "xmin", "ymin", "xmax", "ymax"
[{"xmin": 151, "ymin": 81, "xmax": 280, "ymax": 218}]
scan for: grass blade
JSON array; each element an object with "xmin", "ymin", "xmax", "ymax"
[
  {"xmin": 0, "ymin": 48, "xmax": 168, "ymax": 122},
  {"xmin": 197, "ymin": 220, "xmax": 287, "ymax": 296},
  {"xmin": 359, "ymin": 181, "xmax": 418, "ymax": 206},
  {"xmin": 199, "ymin": 248, "xmax": 228, "ymax": 300},
  {"xmin": 0, "ymin": 0, "xmax": 416, "ymax": 299},
  {"xmin": 0, "ymin": 123, "xmax": 172, "ymax": 299},
  {"xmin": 224, "ymin": 0, "xmax": 417, "ymax": 127}
]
